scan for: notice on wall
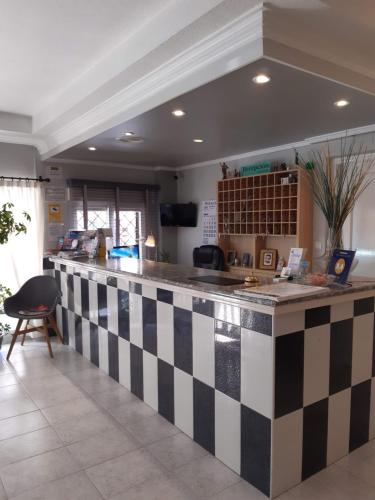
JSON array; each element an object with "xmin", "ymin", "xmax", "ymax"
[
  {"xmin": 48, "ymin": 203, "xmax": 62, "ymax": 223},
  {"xmin": 45, "ymin": 187, "xmax": 65, "ymax": 202},
  {"xmin": 202, "ymin": 200, "xmax": 217, "ymax": 245},
  {"xmin": 46, "ymin": 165, "xmax": 63, "ymax": 180}
]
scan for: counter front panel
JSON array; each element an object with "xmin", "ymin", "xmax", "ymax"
[
  {"xmin": 51, "ymin": 257, "xmax": 375, "ymax": 498},
  {"xmin": 53, "ymin": 261, "xmax": 273, "ymax": 496}
]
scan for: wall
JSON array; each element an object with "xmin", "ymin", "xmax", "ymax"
[
  {"xmin": 0, "ymin": 143, "xmax": 38, "ymax": 178},
  {"xmin": 176, "ymin": 132, "xmax": 375, "ymax": 265}
]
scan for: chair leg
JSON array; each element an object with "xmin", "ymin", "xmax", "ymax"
[
  {"xmin": 42, "ymin": 318, "xmax": 53, "ymax": 358},
  {"xmin": 7, "ymin": 319, "xmax": 22, "ymax": 360},
  {"xmin": 49, "ymin": 314, "xmax": 63, "ymax": 344},
  {"xmin": 21, "ymin": 320, "xmax": 28, "ymax": 346}
]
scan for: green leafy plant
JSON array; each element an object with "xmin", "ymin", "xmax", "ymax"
[
  {"xmin": 0, "ymin": 285, "xmax": 11, "ymax": 335},
  {"xmin": 0, "ymin": 203, "xmax": 31, "ymax": 245},
  {"xmin": 0, "ymin": 203, "xmax": 31, "ymax": 334}
]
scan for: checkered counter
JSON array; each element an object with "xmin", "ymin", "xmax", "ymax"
[{"xmin": 51, "ymin": 258, "xmax": 375, "ymax": 498}]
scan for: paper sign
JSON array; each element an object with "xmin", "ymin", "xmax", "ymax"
[
  {"xmin": 48, "ymin": 204, "xmax": 62, "ymax": 223},
  {"xmin": 45, "ymin": 187, "xmax": 66, "ymax": 201},
  {"xmin": 46, "ymin": 165, "xmax": 62, "ymax": 179},
  {"xmin": 202, "ymin": 200, "xmax": 217, "ymax": 245}
]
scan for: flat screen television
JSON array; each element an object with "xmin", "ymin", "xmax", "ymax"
[{"xmin": 160, "ymin": 203, "xmax": 197, "ymax": 227}]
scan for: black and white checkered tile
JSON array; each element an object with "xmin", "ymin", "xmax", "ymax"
[
  {"xmin": 54, "ymin": 263, "xmax": 273, "ymax": 496},
  {"xmin": 272, "ymin": 297, "xmax": 375, "ymax": 497}
]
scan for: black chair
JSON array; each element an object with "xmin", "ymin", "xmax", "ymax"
[
  {"xmin": 4, "ymin": 276, "xmax": 63, "ymax": 360},
  {"xmin": 193, "ymin": 245, "xmax": 225, "ymax": 271}
]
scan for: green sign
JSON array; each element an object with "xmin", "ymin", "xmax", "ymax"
[{"xmin": 240, "ymin": 161, "xmax": 272, "ymax": 177}]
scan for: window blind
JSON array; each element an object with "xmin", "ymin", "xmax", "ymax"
[{"xmin": 66, "ymin": 180, "xmax": 160, "ymax": 251}]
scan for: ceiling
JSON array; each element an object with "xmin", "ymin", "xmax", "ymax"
[
  {"xmin": 55, "ymin": 58, "xmax": 375, "ymax": 167},
  {"xmin": 2, "ymin": 0, "xmax": 375, "ymax": 163},
  {"xmin": 0, "ymin": 0, "xmax": 171, "ymax": 115}
]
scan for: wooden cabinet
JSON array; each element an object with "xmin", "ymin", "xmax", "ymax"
[{"xmin": 217, "ymin": 169, "xmax": 313, "ymax": 274}]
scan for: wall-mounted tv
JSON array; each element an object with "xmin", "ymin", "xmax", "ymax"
[{"xmin": 160, "ymin": 203, "xmax": 197, "ymax": 227}]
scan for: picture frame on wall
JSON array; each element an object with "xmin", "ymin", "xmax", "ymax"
[
  {"xmin": 259, "ymin": 249, "xmax": 278, "ymax": 270},
  {"xmin": 227, "ymin": 250, "xmax": 236, "ymax": 266}
]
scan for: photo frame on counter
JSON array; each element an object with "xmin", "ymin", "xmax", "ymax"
[
  {"xmin": 242, "ymin": 252, "xmax": 251, "ymax": 267},
  {"xmin": 227, "ymin": 250, "xmax": 236, "ymax": 266},
  {"xmin": 259, "ymin": 249, "xmax": 278, "ymax": 270}
]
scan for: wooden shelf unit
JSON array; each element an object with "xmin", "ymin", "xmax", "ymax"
[{"xmin": 217, "ymin": 169, "xmax": 313, "ymax": 274}]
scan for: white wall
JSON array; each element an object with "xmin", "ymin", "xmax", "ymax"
[
  {"xmin": 176, "ymin": 132, "xmax": 375, "ymax": 265},
  {"xmin": 0, "ymin": 143, "xmax": 38, "ymax": 178}
]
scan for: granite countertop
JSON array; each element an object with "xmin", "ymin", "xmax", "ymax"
[{"xmin": 49, "ymin": 256, "xmax": 375, "ymax": 308}]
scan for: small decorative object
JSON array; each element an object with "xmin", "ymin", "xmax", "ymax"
[
  {"xmin": 305, "ymin": 273, "xmax": 331, "ymax": 286},
  {"xmin": 145, "ymin": 233, "xmax": 158, "ymax": 261},
  {"xmin": 227, "ymin": 250, "xmax": 236, "ymax": 266},
  {"xmin": 276, "ymin": 256, "xmax": 285, "ymax": 273},
  {"xmin": 327, "ymin": 249, "xmax": 356, "ymax": 284},
  {"xmin": 220, "ymin": 162, "xmax": 229, "ymax": 180},
  {"xmin": 298, "ymin": 139, "xmax": 374, "ymax": 271},
  {"xmin": 279, "ymin": 162, "xmax": 287, "ymax": 171},
  {"xmin": 234, "ymin": 169, "xmax": 240, "ymax": 177},
  {"xmin": 259, "ymin": 249, "xmax": 277, "ymax": 270},
  {"xmin": 242, "ymin": 252, "xmax": 250, "ymax": 267},
  {"xmin": 245, "ymin": 273, "xmax": 260, "ymax": 286},
  {"xmin": 281, "ymin": 266, "xmax": 292, "ymax": 277},
  {"xmin": 234, "ymin": 257, "xmax": 240, "ymax": 266},
  {"xmin": 281, "ymin": 177, "xmax": 289, "ymax": 185}
]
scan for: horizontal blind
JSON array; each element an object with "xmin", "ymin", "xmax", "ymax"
[
  {"xmin": 66, "ymin": 180, "xmax": 159, "ymax": 250},
  {"xmin": 67, "ymin": 186, "xmax": 84, "ymax": 230}
]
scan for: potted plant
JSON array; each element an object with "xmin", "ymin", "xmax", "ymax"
[
  {"xmin": 0, "ymin": 203, "xmax": 30, "ymax": 344},
  {"xmin": 299, "ymin": 139, "xmax": 374, "ymax": 271}
]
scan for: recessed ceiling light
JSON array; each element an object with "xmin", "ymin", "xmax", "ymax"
[
  {"xmin": 172, "ymin": 109, "xmax": 186, "ymax": 117},
  {"xmin": 124, "ymin": 131, "xmax": 135, "ymax": 136},
  {"xmin": 88, "ymin": 146, "xmax": 96, "ymax": 151},
  {"xmin": 193, "ymin": 138, "xmax": 204, "ymax": 143},
  {"xmin": 252, "ymin": 74, "xmax": 271, "ymax": 84},
  {"xmin": 334, "ymin": 99, "xmax": 350, "ymax": 108}
]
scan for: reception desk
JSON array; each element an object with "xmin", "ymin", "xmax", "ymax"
[{"xmin": 50, "ymin": 256, "xmax": 375, "ymax": 498}]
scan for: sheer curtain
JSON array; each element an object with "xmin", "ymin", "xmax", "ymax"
[{"xmin": 0, "ymin": 180, "xmax": 44, "ymax": 297}]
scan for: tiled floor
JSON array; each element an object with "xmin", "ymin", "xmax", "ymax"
[{"xmin": 0, "ymin": 341, "xmax": 374, "ymax": 499}]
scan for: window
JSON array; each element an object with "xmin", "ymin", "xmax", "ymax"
[
  {"xmin": 67, "ymin": 181, "xmax": 159, "ymax": 254},
  {"xmin": 76, "ymin": 209, "xmax": 110, "ymax": 231},
  {"xmin": 119, "ymin": 210, "xmax": 141, "ymax": 246}
]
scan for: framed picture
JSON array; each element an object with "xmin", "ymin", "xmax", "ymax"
[
  {"xmin": 242, "ymin": 252, "xmax": 251, "ymax": 267},
  {"xmin": 227, "ymin": 250, "xmax": 236, "ymax": 266},
  {"xmin": 259, "ymin": 249, "xmax": 278, "ymax": 270}
]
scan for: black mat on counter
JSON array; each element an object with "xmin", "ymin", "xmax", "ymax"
[{"xmin": 188, "ymin": 276, "xmax": 244, "ymax": 286}]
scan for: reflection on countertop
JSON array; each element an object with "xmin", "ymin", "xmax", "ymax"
[{"xmin": 50, "ymin": 256, "xmax": 375, "ymax": 308}]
